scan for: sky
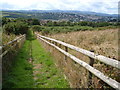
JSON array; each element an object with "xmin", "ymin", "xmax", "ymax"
[{"xmin": 0, "ymin": 0, "xmax": 119, "ymax": 14}]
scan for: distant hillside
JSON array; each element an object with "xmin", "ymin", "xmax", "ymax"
[{"xmin": 1, "ymin": 10, "xmax": 117, "ymax": 22}]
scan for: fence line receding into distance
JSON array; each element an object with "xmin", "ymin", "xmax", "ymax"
[{"xmin": 36, "ymin": 33, "xmax": 120, "ymax": 89}]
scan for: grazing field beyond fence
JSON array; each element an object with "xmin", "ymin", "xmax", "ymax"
[
  {"xmin": 36, "ymin": 33, "xmax": 120, "ymax": 89},
  {"xmin": 48, "ymin": 29, "xmax": 118, "ymax": 60}
]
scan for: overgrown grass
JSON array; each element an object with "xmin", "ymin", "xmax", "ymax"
[
  {"xmin": 3, "ymin": 40, "xmax": 34, "ymax": 88},
  {"xmin": 32, "ymin": 39, "xmax": 70, "ymax": 88},
  {"xmin": 2, "ymin": 32, "xmax": 17, "ymax": 45},
  {"xmin": 48, "ymin": 29, "xmax": 119, "ymax": 83},
  {"xmin": 49, "ymin": 29, "xmax": 118, "ymax": 59}
]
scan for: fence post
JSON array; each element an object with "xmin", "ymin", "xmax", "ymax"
[
  {"xmin": 55, "ymin": 42, "xmax": 57, "ymax": 46},
  {"xmin": 23, "ymin": 35, "xmax": 26, "ymax": 43},
  {"xmin": 64, "ymin": 46, "xmax": 68, "ymax": 60},
  {"xmin": 49, "ymin": 40, "xmax": 52, "ymax": 52},
  {"xmin": 59, "ymin": 44, "xmax": 61, "ymax": 48},
  {"xmin": 88, "ymin": 50, "xmax": 94, "ymax": 88}
]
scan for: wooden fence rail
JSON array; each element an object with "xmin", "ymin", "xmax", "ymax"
[
  {"xmin": 1, "ymin": 34, "xmax": 26, "ymax": 75},
  {"xmin": 36, "ymin": 33, "xmax": 120, "ymax": 89},
  {"xmin": 37, "ymin": 34, "xmax": 120, "ymax": 69},
  {"xmin": 0, "ymin": 34, "xmax": 26, "ymax": 58}
]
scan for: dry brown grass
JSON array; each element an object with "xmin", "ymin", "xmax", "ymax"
[
  {"xmin": 38, "ymin": 29, "xmax": 119, "ymax": 88},
  {"xmin": 2, "ymin": 33, "xmax": 18, "ymax": 45},
  {"xmin": 48, "ymin": 29, "xmax": 118, "ymax": 60}
]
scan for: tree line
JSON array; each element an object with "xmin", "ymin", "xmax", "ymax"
[{"xmin": 1, "ymin": 17, "xmax": 119, "ymax": 35}]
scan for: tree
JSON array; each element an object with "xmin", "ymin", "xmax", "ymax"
[
  {"xmin": 46, "ymin": 21, "xmax": 53, "ymax": 26},
  {"xmin": 4, "ymin": 21, "xmax": 28, "ymax": 35},
  {"xmin": 31, "ymin": 19, "xmax": 40, "ymax": 25},
  {"xmin": 2, "ymin": 17, "xmax": 11, "ymax": 25},
  {"xmin": 78, "ymin": 21, "xmax": 88, "ymax": 26},
  {"xmin": 31, "ymin": 25, "xmax": 42, "ymax": 31},
  {"xmin": 53, "ymin": 21, "xmax": 58, "ymax": 26}
]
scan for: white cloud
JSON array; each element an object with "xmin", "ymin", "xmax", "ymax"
[{"xmin": 1, "ymin": 0, "xmax": 119, "ymax": 14}]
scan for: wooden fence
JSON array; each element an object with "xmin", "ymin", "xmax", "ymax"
[
  {"xmin": 36, "ymin": 33, "xmax": 120, "ymax": 89},
  {"xmin": 1, "ymin": 34, "xmax": 26, "ymax": 74}
]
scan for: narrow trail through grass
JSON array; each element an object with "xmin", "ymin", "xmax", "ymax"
[
  {"xmin": 3, "ymin": 30, "xmax": 69, "ymax": 88},
  {"xmin": 32, "ymin": 39, "xmax": 69, "ymax": 88}
]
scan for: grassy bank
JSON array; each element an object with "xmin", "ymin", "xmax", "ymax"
[{"xmin": 3, "ymin": 40, "xmax": 34, "ymax": 88}]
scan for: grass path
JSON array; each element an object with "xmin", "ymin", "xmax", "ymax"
[
  {"xmin": 32, "ymin": 39, "xmax": 69, "ymax": 88},
  {"xmin": 3, "ymin": 30, "xmax": 69, "ymax": 88}
]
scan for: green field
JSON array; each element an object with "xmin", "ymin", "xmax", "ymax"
[{"xmin": 32, "ymin": 25, "xmax": 118, "ymax": 35}]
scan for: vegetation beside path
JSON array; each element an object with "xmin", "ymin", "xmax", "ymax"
[
  {"xmin": 3, "ymin": 40, "xmax": 34, "ymax": 88},
  {"xmin": 3, "ymin": 30, "xmax": 69, "ymax": 88}
]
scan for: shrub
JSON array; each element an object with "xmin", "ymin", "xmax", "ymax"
[
  {"xmin": 31, "ymin": 19, "xmax": 40, "ymax": 25},
  {"xmin": 2, "ymin": 17, "xmax": 11, "ymax": 25},
  {"xmin": 4, "ymin": 21, "xmax": 28, "ymax": 35},
  {"xmin": 31, "ymin": 25, "xmax": 42, "ymax": 32}
]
